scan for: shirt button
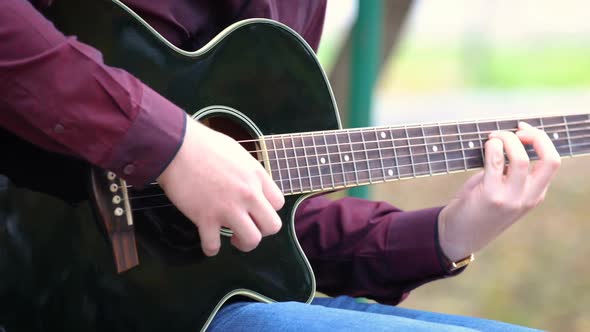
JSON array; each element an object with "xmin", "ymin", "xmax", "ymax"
[
  {"xmin": 54, "ymin": 123, "xmax": 64, "ymax": 133},
  {"xmin": 123, "ymin": 164, "xmax": 135, "ymax": 175}
]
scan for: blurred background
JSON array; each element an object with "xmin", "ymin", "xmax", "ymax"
[{"xmin": 316, "ymin": 1, "xmax": 590, "ymax": 331}]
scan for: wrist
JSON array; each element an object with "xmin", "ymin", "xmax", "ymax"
[
  {"xmin": 437, "ymin": 205, "xmax": 475, "ymax": 270},
  {"xmin": 156, "ymin": 114, "xmax": 193, "ymax": 189},
  {"xmin": 106, "ymin": 85, "xmax": 187, "ymax": 188}
]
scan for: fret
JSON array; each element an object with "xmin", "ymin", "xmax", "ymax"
[
  {"xmin": 436, "ymin": 123, "xmax": 450, "ymax": 173},
  {"xmin": 301, "ymin": 133, "xmax": 319, "ymax": 191},
  {"xmin": 322, "ymin": 132, "xmax": 336, "ymax": 189},
  {"xmin": 390, "ymin": 127, "xmax": 412, "ymax": 178},
  {"xmin": 396, "ymin": 126, "xmax": 413, "ymax": 178},
  {"xmin": 346, "ymin": 130, "xmax": 361, "ymax": 186},
  {"xmin": 423, "ymin": 124, "xmax": 446, "ymax": 175},
  {"xmin": 387, "ymin": 128, "xmax": 401, "ymax": 180},
  {"xmin": 374, "ymin": 128, "xmax": 387, "ymax": 180},
  {"xmin": 332, "ymin": 131, "xmax": 347, "ymax": 187},
  {"xmin": 269, "ymin": 137, "xmax": 285, "ymax": 193},
  {"xmin": 409, "ymin": 125, "xmax": 430, "ymax": 177},
  {"xmin": 538, "ymin": 117, "xmax": 545, "ymax": 131},
  {"xmin": 312, "ymin": 132, "xmax": 333, "ymax": 190},
  {"xmin": 362, "ymin": 129, "xmax": 384, "ymax": 183},
  {"xmin": 337, "ymin": 131, "xmax": 357, "ymax": 186},
  {"xmin": 290, "ymin": 134, "xmax": 304, "ymax": 192},
  {"xmin": 565, "ymin": 114, "xmax": 590, "ymax": 156},
  {"xmin": 540, "ymin": 118, "xmax": 545, "ymax": 131},
  {"xmin": 310, "ymin": 133, "xmax": 325, "ymax": 190},
  {"xmin": 420, "ymin": 124, "xmax": 433, "ymax": 176},
  {"xmin": 541, "ymin": 116, "xmax": 570, "ymax": 158},
  {"xmin": 440, "ymin": 123, "xmax": 463, "ymax": 172},
  {"xmin": 474, "ymin": 120, "xmax": 485, "ymax": 164},
  {"xmin": 456, "ymin": 122, "xmax": 468, "ymax": 171},
  {"xmin": 459, "ymin": 122, "xmax": 483, "ymax": 170},
  {"xmin": 360, "ymin": 130, "xmax": 373, "ymax": 184},
  {"xmin": 294, "ymin": 133, "xmax": 312, "ymax": 192},
  {"xmin": 280, "ymin": 135, "xmax": 295, "ymax": 194},
  {"xmin": 349, "ymin": 130, "xmax": 372, "ymax": 185},
  {"xmin": 563, "ymin": 116, "xmax": 574, "ymax": 157},
  {"xmin": 403, "ymin": 126, "xmax": 417, "ymax": 177}
]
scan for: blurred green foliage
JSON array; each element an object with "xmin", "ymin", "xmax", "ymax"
[{"xmin": 378, "ymin": 42, "xmax": 590, "ymax": 91}]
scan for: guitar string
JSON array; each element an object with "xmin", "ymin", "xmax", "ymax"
[
  {"xmin": 124, "ymin": 128, "xmax": 589, "ymax": 190},
  {"xmin": 125, "ymin": 140, "xmax": 590, "ymax": 206},
  {"xmin": 246, "ymin": 120, "xmax": 590, "ymax": 156},
  {"xmin": 253, "ymin": 126, "xmax": 588, "ymax": 167},
  {"xmin": 231, "ymin": 118, "xmax": 590, "ymax": 148},
  {"xmin": 129, "ymin": 140, "xmax": 590, "ymax": 212},
  {"xmin": 260, "ymin": 132, "xmax": 584, "ymax": 185}
]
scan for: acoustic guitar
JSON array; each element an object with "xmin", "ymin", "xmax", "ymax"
[{"xmin": 1, "ymin": 1, "xmax": 588, "ymax": 331}]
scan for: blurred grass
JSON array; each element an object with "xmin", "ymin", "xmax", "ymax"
[
  {"xmin": 366, "ymin": 156, "xmax": 590, "ymax": 332},
  {"xmin": 378, "ymin": 43, "xmax": 590, "ymax": 92}
]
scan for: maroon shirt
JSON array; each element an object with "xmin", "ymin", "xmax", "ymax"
[{"xmin": 0, "ymin": 0, "xmax": 461, "ymax": 305}]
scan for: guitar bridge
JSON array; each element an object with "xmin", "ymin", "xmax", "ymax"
[{"xmin": 90, "ymin": 168, "xmax": 139, "ymax": 273}]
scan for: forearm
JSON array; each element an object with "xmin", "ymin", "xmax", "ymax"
[
  {"xmin": 0, "ymin": 0, "xmax": 186, "ymax": 187},
  {"xmin": 294, "ymin": 195, "xmax": 464, "ymax": 305}
]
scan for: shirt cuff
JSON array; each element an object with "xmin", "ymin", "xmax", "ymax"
[
  {"xmin": 103, "ymin": 84, "xmax": 187, "ymax": 188},
  {"xmin": 385, "ymin": 206, "xmax": 460, "ymax": 279},
  {"xmin": 433, "ymin": 213, "xmax": 470, "ymax": 276}
]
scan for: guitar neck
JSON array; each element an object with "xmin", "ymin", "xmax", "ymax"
[{"xmin": 263, "ymin": 113, "xmax": 590, "ymax": 195}]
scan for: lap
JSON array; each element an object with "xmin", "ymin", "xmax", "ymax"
[{"xmin": 207, "ymin": 296, "xmax": 544, "ymax": 332}]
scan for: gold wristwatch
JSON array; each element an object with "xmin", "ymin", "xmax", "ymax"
[{"xmin": 444, "ymin": 253, "xmax": 475, "ymax": 272}]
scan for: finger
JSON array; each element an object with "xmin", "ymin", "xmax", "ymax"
[
  {"xmin": 515, "ymin": 121, "xmax": 561, "ymax": 196},
  {"xmin": 456, "ymin": 170, "xmax": 484, "ymax": 198},
  {"xmin": 249, "ymin": 194, "xmax": 283, "ymax": 237},
  {"xmin": 482, "ymin": 137, "xmax": 505, "ymax": 190},
  {"xmin": 488, "ymin": 130, "xmax": 530, "ymax": 194},
  {"xmin": 228, "ymin": 214, "xmax": 262, "ymax": 252},
  {"xmin": 259, "ymin": 168, "xmax": 285, "ymax": 210},
  {"xmin": 198, "ymin": 224, "xmax": 221, "ymax": 257}
]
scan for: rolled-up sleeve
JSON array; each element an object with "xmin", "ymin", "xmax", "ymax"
[{"xmin": 0, "ymin": 0, "xmax": 186, "ymax": 187}]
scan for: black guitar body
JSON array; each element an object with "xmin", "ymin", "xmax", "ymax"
[{"xmin": 0, "ymin": 1, "xmax": 341, "ymax": 331}]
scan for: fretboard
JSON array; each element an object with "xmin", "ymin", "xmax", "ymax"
[{"xmin": 264, "ymin": 113, "xmax": 590, "ymax": 195}]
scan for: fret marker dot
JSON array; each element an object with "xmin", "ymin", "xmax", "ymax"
[
  {"xmin": 388, "ymin": 169, "xmax": 394, "ymax": 176},
  {"xmin": 553, "ymin": 132, "xmax": 559, "ymax": 139},
  {"xmin": 320, "ymin": 157, "xmax": 326, "ymax": 164},
  {"xmin": 344, "ymin": 155, "xmax": 350, "ymax": 162},
  {"xmin": 468, "ymin": 141, "xmax": 475, "ymax": 149},
  {"xmin": 380, "ymin": 132, "xmax": 387, "ymax": 139},
  {"xmin": 432, "ymin": 145, "xmax": 438, "ymax": 152}
]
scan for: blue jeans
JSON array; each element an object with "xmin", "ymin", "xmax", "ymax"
[{"xmin": 208, "ymin": 296, "xmax": 544, "ymax": 332}]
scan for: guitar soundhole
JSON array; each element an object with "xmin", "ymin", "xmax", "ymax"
[
  {"xmin": 201, "ymin": 115, "xmax": 261, "ymax": 161},
  {"xmin": 128, "ymin": 113, "xmax": 260, "ymax": 266}
]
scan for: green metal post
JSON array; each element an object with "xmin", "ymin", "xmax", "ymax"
[{"xmin": 347, "ymin": 0, "xmax": 383, "ymax": 199}]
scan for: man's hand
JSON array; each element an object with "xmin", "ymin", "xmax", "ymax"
[
  {"xmin": 438, "ymin": 121, "xmax": 561, "ymax": 261},
  {"xmin": 157, "ymin": 115, "xmax": 285, "ymax": 257}
]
